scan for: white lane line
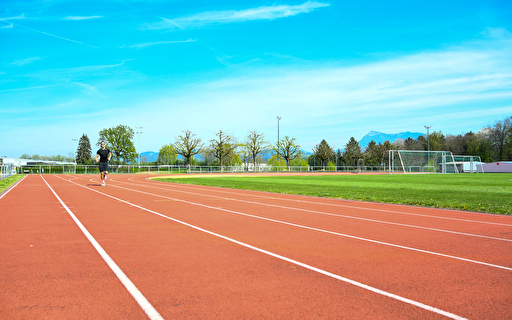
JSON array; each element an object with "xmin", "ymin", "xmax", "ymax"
[
  {"xmin": 110, "ymin": 183, "xmax": 512, "ymax": 272},
  {"xmin": 62, "ymin": 177, "xmax": 467, "ymax": 320},
  {"xmin": 146, "ymin": 178, "xmax": 512, "ymax": 227},
  {"xmin": 41, "ymin": 176, "xmax": 164, "ymax": 320},
  {"xmin": 111, "ymin": 179, "xmax": 512, "ymax": 243}
]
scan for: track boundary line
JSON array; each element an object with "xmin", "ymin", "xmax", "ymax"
[
  {"xmin": 59, "ymin": 176, "xmax": 467, "ymax": 320},
  {"xmin": 112, "ymin": 179, "xmax": 512, "ymax": 243},
  {"xmin": 99, "ymin": 181, "xmax": 512, "ymax": 272},
  {"xmin": 0, "ymin": 175, "xmax": 27, "ymax": 200},
  {"xmin": 142, "ymin": 178, "xmax": 512, "ymax": 227},
  {"xmin": 41, "ymin": 176, "xmax": 164, "ymax": 320}
]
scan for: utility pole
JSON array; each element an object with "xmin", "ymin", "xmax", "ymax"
[
  {"xmin": 135, "ymin": 127, "xmax": 143, "ymax": 167},
  {"xmin": 425, "ymin": 126, "xmax": 431, "ymax": 168},
  {"xmin": 424, "ymin": 126, "xmax": 431, "ymax": 152},
  {"xmin": 276, "ymin": 116, "xmax": 281, "ymax": 158}
]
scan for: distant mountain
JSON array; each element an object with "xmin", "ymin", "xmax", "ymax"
[
  {"xmin": 359, "ymin": 131, "xmax": 423, "ymax": 148},
  {"xmin": 140, "ymin": 151, "xmax": 158, "ymax": 163}
]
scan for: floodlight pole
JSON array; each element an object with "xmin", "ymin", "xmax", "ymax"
[
  {"xmin": 72, "ymin": 138, "xmax": 78, "ymax": 174},
  {"xmin": 276, "ymin": 116, "xmax": 281, "ymax": 155},
  {"xmin": 424, "ymin": 126, "xmax": 431, "ymax": 165},
  {"xmin": 135, "ymin": 127, "xmax": 143, "ymax": 167}
]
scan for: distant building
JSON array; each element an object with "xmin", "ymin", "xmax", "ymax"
[
  {"xmin": 477, "ymin": 162, "xmax": 512, "ymax": 173},
  {"xmin": 1, "ymin": 157, "xmax": 75, "ymax": 166}
]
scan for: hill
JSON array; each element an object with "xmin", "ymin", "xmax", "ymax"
[
  {"xmin": 359, "ymin": 131, "xmax": 423, "ymax": 148},
  {"xmin": 140, "ymin": 151, "xmax": 159, "ymax": 163}
]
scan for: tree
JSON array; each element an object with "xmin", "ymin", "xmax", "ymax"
[
  {"xmin": 488, "ymin": 116, "xmax": 512, "ymax": 161},
  {"xmin": 312, "ymin": 139, "xmax": 334, "ymax": 170},
  {"xmin": 403, "ymin": 137, "xmax": 423, "ymax": 150},
  {"xmin": 444, "ymin": 134, "xmax": 466, "ymax": 155},
  {"xmin": 76, "ymin": 134, "xmax": 92, "ymax": 164},
  {"xmin": 245, "ymin": 131, "xmax": 269, "ymax": 169},
  {"xmin": 157, "ymin": 144, "xmax": 177, "ymax": 165},
  {"xmin": 98, "ymin": 125, "xmax": 137, "ymax": 164},
  {"xmin": 174, "ymin": 130, "xmax": 203, "ymax": 167},
  {"xmin": 363, "ymin": 140, "xmax": 382, "ymax": 166},
  {"xmin": 466, "ymin": 129, "xmax": 493, "ymax": 162},
  {"xmin": 343, "ymin": 137, "xmax": 362, "ymax": 167},
  {"xmin": 422, "ymin": 131, "xmax": 445, "ymax": 151},
  {"xmin": 208, "ymin": 130, "xmax": 238, "ymax": 170},
  {"xmin": 272, "ymin": 136, "xmax": 302, "ymax": 170}
]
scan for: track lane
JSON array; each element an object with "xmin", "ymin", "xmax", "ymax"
[
  {"xmin": 100, "ymin": 175, "xmax": 512, "ymax": 268},
  {"xmin": 43, "ymin": 175, "xmax": 455, "ymax": 319},
  {"xmin": 0, "ymin": 175, "xmax": 148, "ymax": 319},
  {"xmin": 56, "ymin": 174, "xmax": 512, "ymax": 319}
]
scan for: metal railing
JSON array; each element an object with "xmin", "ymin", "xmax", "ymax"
[
  {"xmin": 16, "ymin": 164, "xmax": 388, "ymax": 174},
  {"xmin": 1, "ymin": 164, "xmax": 15, "ymax": 180}
]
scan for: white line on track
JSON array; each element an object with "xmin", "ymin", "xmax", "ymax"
[
  {"xmin": 111, "ymin": 179, "xmax": 512, "ymax": 243},
  {"xmin": 144, "ymin": 178, "xmax": 512, "ymax": 227},
  {"xmin": 59, "ymin": 176, "xmax": 467, "ymax": 320},
  {"xmin": 41, "ymin": 176, "xmax": 164, "ymax": 320},
  {"xmin": 63, "ymin": 174, "xmax": 512, "ymax": 273},
  {"xmin": 0, "ymin": 175, "xmax": 27, "ymax": 200}
]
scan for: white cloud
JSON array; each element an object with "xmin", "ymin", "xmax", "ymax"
[
  {"xmin": 10, "ymin": 57, "xmax": 42, "ymax": 66},
  {"xmin": 148, "ymin": 1, "xmax": 330, "ymax": 30},
  {"xmin": 123, "ymin": 38, "xmax": 196, "ymax": 49},
  {"xmin": 130, "ymin": 33, "xmax": 512, "ymax": 149},
  {"xmin": 62, "ymin": 16, "xmax": 103, "ymax": 20}
]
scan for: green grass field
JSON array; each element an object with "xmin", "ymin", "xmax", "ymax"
[{"xmin": 154, "ymin": 173, "xmax": 512, "ymax": 215}]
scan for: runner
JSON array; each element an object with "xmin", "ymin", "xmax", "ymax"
[{"xmin": 95, "ymin": 141, "xmax": 111, "ymax": 186}]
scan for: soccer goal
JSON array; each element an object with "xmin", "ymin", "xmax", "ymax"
[{"xmin": 388, "ymin": 150, "xmax": 459, "ymax": 174}]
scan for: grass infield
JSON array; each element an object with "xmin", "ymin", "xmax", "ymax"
[{"xmin": 154, "ymin": 173, "xmax": 512, "ymax": 215}]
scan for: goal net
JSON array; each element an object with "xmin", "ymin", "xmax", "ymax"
[{"xmin": 388, "ymin": 150, "xmax": 459, "ymax": 174}]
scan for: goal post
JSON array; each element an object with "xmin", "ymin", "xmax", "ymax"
[{"xmin": 388, "ymin": 150, "xmax": 459, "ymax": 174}]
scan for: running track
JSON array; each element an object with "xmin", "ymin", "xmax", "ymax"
[{"xmin": 1, "ymin": 174, "xmax": 511, "ymax": 319}]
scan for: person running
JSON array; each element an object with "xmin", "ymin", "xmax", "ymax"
[{"xmin": 95, "ymin": 141, "xmax": 111, "ymax": 186}]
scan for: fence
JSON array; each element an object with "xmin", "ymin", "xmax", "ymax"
[
  {"xmin": 15, "ymin": 164, "xmax": 387, "ymax": 174},
  {"xmin": 1, "ymin": 164, "xmax": 15, "ymax": 179}
]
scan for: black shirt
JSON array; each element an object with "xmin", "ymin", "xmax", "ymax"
[{"xmin": 97, "ymin": 148, "xmax": 110, "ymax": 162}]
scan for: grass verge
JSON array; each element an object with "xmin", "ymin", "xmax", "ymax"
[
  {"xmin": 0, "ymin": 175, "xmax": 25, "ymax": 194},
  {"xmin": 153, "ymin": 173, "xmax": 512, "ymax": 215}
]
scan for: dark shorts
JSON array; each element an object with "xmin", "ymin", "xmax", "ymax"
[{"xmin": 99, "ymin": 162, "xmax": 109, "ymax": 173}]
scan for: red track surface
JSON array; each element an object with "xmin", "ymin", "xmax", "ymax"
[{"xmin": 1, "ymin": 174, "xmax": 511, "ymax": 319}]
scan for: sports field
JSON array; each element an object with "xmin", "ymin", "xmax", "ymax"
[{"xmin": 1, "ymin": 173, "xmax": 511, "ymax": 319}]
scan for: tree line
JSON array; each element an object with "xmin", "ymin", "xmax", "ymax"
[{"xmin": 20, "ymin": 115, "xmax": 512, "ymax": 167}]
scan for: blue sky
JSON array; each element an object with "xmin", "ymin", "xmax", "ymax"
[{"xmin": 1, "ymin": 0, "xmax": 512, "ymax": 158}]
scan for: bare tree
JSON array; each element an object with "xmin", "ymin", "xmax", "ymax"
[
  {"xmin": 174, "ymin": 130, "xmax": 203, "ymax": 168},
  {"xmin": 272, "ymin": 136, "xmax": 302, "ymax": 170},
  {"xmin": 208, "ymin": 130, "xmax": 238, "ymax": 170},
  {"xmin": 245, "ymin": 131, "xmax": 269, "ymax": 170}
]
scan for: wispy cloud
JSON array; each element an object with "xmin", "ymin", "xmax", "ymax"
[
  {"xmin": 62, "ymin": 16, "xmax": 103, "ymax": 21},
  {"xmin": 0, "ymin": 13, "xmax": 25, "ymax": 28},
  {"xmin": 9, "ymin": 57, "xmax": 42, "ymax": 66},
  {"xmin": 147, "ymin": 1, "xmax": 330, "ymax": 30},
  {"xmin": 73, "ymin": 82, "xmax": 98, "ymax": 93},
  {"xmin": 122, "ymin": 38, "xmax": 196, "ymax": 49},
  {"xmin": 0, "ymin": 85, "xmax": 60, "ymax": 93},
  {"xmin": 3, "ymin": 21, "xmax": 98, "ymax": 49}
]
